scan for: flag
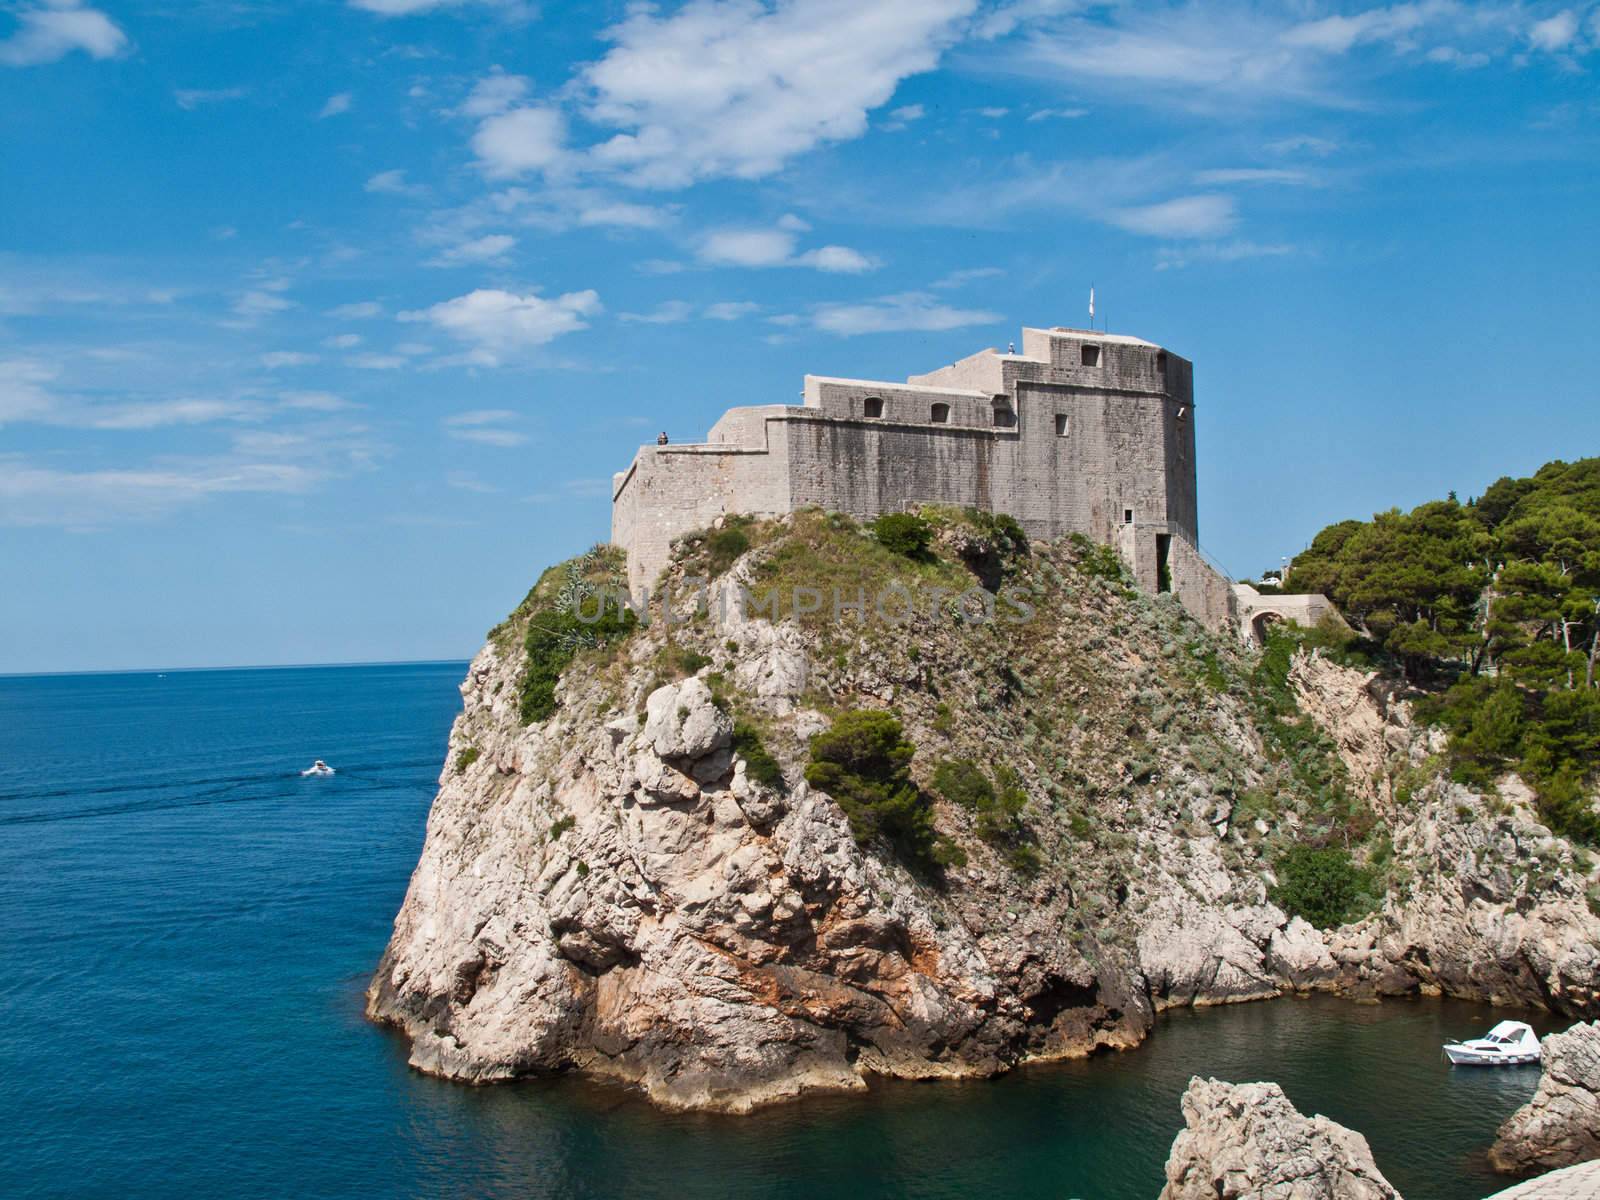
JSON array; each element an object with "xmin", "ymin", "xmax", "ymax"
[{"xmin": 1088, "ymin": 286, "xmax": 1095, "ymax": 321}]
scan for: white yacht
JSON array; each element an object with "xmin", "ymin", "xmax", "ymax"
[{"xmin": 1443, "ymin": 1021, "xmax": 1541, "ymax": 1066}]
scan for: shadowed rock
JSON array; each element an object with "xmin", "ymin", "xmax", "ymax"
[
  {"xmin": 1160, "ymin": 1077, "xmax": 1401, "ymax": 1200},
  {"xmin": 1491, "ymin": 1022, "xmax": 1600, "ymax": 1176}
]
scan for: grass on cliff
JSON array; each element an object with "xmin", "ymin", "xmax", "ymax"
[{"xmin": 491, "ymin": 546, "xmax": 638, "ymax": 725}]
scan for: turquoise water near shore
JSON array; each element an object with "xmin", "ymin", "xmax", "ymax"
[{"xmin": 0, "ymin": 663, "xmax": 1558, "ymax": 1199}]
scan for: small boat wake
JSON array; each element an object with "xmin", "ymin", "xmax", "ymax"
[
  {"xmin": 300, "ymin": 760, "xmax": 336, "ymax": 777},
  {"xmin": 1443, "ymin": 1020, "xmax": 1541, "ymax": 1066}
]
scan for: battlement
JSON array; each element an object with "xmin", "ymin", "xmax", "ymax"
[{"xmin": 610, "ymin": 324, "xmax": 1231, "ymax": 630}]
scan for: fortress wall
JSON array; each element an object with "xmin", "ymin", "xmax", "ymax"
[
  {"xmin": 906, "ymin": 349, "xmax": 1008, "ymax": 393},
  {"xmin": 786, "ymin": 417, "xmax": 1015, "ymax": 521},
  {"xmin": 1169, "ymin": 536, "xmax": 1237, "ymax": 632},
  {"xmin": 804, "ymin": 377, "xmax": 994, "ymax": 427},
  {"xmin": 612, "ymin": 436, "xmax": 791, "ymax": 595},
  {"xmin": 707, "ymin": 404, "xmax": 794, "ymax": 446}
]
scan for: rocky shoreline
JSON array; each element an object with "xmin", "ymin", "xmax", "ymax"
[{"xmin": 367, "ymin": 522, "xmax": 1600, "ymax": 1112}]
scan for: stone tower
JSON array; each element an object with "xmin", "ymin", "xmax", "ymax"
[{"xmin": 611, "ymin": 325, "xmax": 1235, "ymax": 630}]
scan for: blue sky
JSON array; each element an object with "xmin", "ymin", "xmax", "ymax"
[{"xmin": 2, "ymin": 0, "xmax": 1597, "ymax": 673}]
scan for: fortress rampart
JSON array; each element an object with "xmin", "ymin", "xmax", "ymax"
[{"xmin": 611, "ymin": 325, "xmax": 1237, "ymax": 631}]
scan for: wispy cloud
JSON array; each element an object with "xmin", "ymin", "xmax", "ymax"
[
  {"xmin": 1155, "ymin": 239, "xmax": 1297, "ymax": 270},
  {"xmin": 426, "ymin": 233, "xmax": 517, "ymax": 267},
  {"xmin": 318, "ymin": 92, "xmax": 353, "ymax": 118},
  {"xmin": 175, "ymin": 86, "xmax": 248, "ymax": 110},
  {"xmin": 791, "ymin": 292, "xmax": 1002, "ymax": 337},
  {"xmin": 442, "ymin": 408, "xmax": 529, "ymax": 446},
  {"xmin": 697, "ymin": 224, "xmax": 878, "ymax": 273},
  {"xmin": 1109, "ymin": 194, "xmax": 1237, "ymax": 239},
  {"xmin": 0, "ymin": 1, "xmax": 128, "ymax": 68},
  {"xmin": 619, "ymin": 300, "xmax": 695, "ymax": 324}
]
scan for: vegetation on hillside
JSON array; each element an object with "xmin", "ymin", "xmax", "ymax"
[
  {"xmin": 492, "ymin": 546, "xmax": 638, "ymax": 724},
  {"xmin": 805, "ymin": 710, "xmax": 964, "ymax": 872},
  {"xmin": 1287, "ymin": 458, "xmax": 1600, "ymax": 839}
]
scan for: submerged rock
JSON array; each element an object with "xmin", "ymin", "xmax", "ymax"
[
  {"xmin": 1160, "ymin": 1077, "xmax": 1402, "ymax": 1200},
  {"xmin": 1490, "ymin": 1021, "xmax": 1600, "ymax": 1176}
]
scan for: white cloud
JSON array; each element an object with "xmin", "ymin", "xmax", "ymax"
[
  {"xmin": 704, "ymin": 301, "xmax": 761, "ymax": 320},
  {"xmin": 0, "ymin": 460, "xmax": 318, "ymax": 526},
  {"xmin": 327, "ymin": 300, "xmax": 383, "ymax": 319},
  {"xmin": 443, "ymin": 408, "xmax": 528, "ymax": 446},
  {"xmin": 1027, "ymin": 106, "xmax": 1088, "ymax": 120},
  {"xmin": 446, "ymin": 471, "xmax": 499, "ymax": 493},
  {"xmin": 260, "ymin": 351, "xmax": 319, "ymax": 368},
  {"xmin": 1193, "ymin": 167, "xmax": 1313, "ymax": 185},
  {"xmin": 1108, "ymin": 194, "xmax": 1237, "ymax": 238},
  {"xmin": 890, "ymin": 103, "xmax": 925, "ymax": 121},
  {"xmin": 580, "ymin": 0, "xmax": 979, "ymax": 187},
  {"xmin": 365, "ymin": 169, "xmax": 423, "ymax": 196},
  {"xmin": 803, "ymin": 292, "xmax": 1001, "ymax": 336},
  {"xmin": 619, "ymin": 300, "xmax": 695, "ymax": 324},
  {"xmin": 0, "ymin": 1, "xmax": 128, "ymax": 68},
  {"xmin": 1280, "ymin": 7, "xmax": 1427, "ymax": 54},
  {"xmin": 0, "ymin": 360, "xmax": 263, "ymax": 429},
  {"xmin": 931, "ymin": 266, "xmax": 1004, "ymax": 288},
  {"xmin": 1528, "ymin": 9, "xmax": 1580, "ymax": 51},
  {"xmin": 427, "ymin": 233, "xmax": 517, "ymax": 266},
  {"xmin": 0, "ymin": 359, "xmax": 58, "ymax": 423},
  {"xmin": 699, "ymin": 228, "xmax": 799, "ymax": 268},
  {"xmin": 794, "ymin": 245, "xmax": 878, "ymax": 273},
  {"xmin": 697, "ymin": 226, "xmax": 879, "ymax": 272},
  {"xmin": 472, "ymin": 107, "xmax": 567, "ymax": 178},
  {"xmin": 1155, "ymin": 239, "xmax": 1296, "ymax": 270},
  {"xmin": 574, "ymin": 198, "xmax": 671, "ymax": 229},
  {"xmin": 976, "ymin": 105, "xmax": 1009, "ymax": 118},
  {"xmin": 175, "ymin": 87, "xmax": 247, "ymax": 110},
  {"xmin": 991, "ymin": 2, "xmax": 1535, "ymax": 112},
  {"xmin": 279, "ymin": 390, "xmax": 352, "ymax": 411},
  {"xmin": 1266, "ymin": 134, "xmax": 1339, "ymax": 156},
  {"xmin": 456, "ymin": 70, "xmax": 530, "ymax": 117},
  {"xmin": 400, "ymin": 287, "xmax": 601, "ymax": 364},
  {"xmin": 347, "ymin": 352, "xmax": 407, "ymax": 370},
  {"xmin": 233, "ymin": 289, "xmax": 295, "ymax": 321},
  {"xmin": 323, "ymin": 333, "xmax": 363, "ymax": 349},
  {"xmin": 318, "ymin": 92, "xmax": 353, "ymax": 118},
  {"xmin": 350, "ymin": 0, "xmax": 521, "ymax": 14},
  {"xmin": 1426, "ymin": 45, "xmax": 1490, "ymax": 67}
]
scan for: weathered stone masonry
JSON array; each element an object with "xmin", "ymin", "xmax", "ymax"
[{"xmin": 612, "ymin": 325, "xmax": 1239, "ymax": 630}]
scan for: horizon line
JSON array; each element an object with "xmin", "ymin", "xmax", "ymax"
[{"xmin": 0, "ymin": 657, "xmax": 474, "ymax": 682}]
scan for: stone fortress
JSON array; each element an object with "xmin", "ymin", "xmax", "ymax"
[{"xmin": 611, "ymin": 324, "xmax": 1328, "ymax": 639}]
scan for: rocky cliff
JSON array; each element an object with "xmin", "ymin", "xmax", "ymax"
[
  {"xmin": 367, "ymin": 511, "xmax": 1600, "ymax": 1111},
  {"xmin": 1160, "ymin": 1077, "xmax": 1401, "ymax": 1200},
  {"xmin": 1490, "ymin": 1021, "xmax": 1600, "ymax": 1175}
]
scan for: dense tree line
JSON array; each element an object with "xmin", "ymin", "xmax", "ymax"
[{"xmin": 1286, "ymin": 458, "xmax": 1600, "ymax": 839}]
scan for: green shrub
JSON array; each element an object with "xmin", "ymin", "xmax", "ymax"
[
  {"xmin": 455, "ymin": 746, "xmax": 481, "ymax": 772},
  {"xmin": 1270, "ymin": 845, "xmax": 1374, "ymax": 929},
  {"xmin": 705, "ymin": 526, "xmax": 751, "ymax": 574},
  {"xmin": 732, "ymin": 721, "xmax": 784, "ymax": 790},
  {"xmin": 548, "ymin": 815, "xmax": 576, "ymax": 840},
  {"xmin": 932, "ymin": 758, "xmax": 994, "ymax": 810},
  {"xmin": 521, "ymin": 597, "xmax": 636, "ymax": 724},
  {"xmin": 660, "ymin": 644, "xmax": 711, "ymax": 676},
  {"xmin": 1067, "ymin": 532, "xmax": 1128, "ymax": 583},
  {"xmin": 804, "ymin": 710, "xmax": 955, "ymax": 871},
  {"xmin": 871, "ymin": 512, "xmax": 934, "ymax": 559}
]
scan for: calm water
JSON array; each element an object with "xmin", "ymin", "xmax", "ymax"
[{"xmin": 0, "ymin": 663, "xmax": 1557, "ymax": 1199}]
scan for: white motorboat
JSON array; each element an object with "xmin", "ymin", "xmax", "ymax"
[
  {"xmin": 1443, "ymin": 1020, "xmax": 1541, "ymax": 1065},
  {"xmin": 301, "ymin": 759, "xmax": 335, "ymax": 777}
]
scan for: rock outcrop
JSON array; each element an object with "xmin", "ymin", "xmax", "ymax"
[
  {"xmin": 367, "ymin": 516, "xmax": 1600, "ymax": 1110},
  {"xmin": 1490, "ymin": 1021, "xmax": 1600, "ymax": 1175},
  {"xmin": 1160, "ymin": 1077, "xmax": 1402, "ymax": 1200}
]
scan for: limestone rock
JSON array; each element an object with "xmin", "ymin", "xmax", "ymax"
[
  {"xmin": 1490, "ymin": 1022, "xmax": 1600, "ymax": 1175},
  {"xmin": 1160, "ymin": 1077, "xmax": 1402, "ymax": 1200}
]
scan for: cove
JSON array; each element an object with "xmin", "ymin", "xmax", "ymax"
[{"xmin": 0, "ymin": 664, "xmax": 1554, "ymax": 1200}]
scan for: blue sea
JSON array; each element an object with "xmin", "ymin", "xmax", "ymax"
[{"xmin": 0, "ymin": 663, "xmax": 1555, "ymax": 1199}]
